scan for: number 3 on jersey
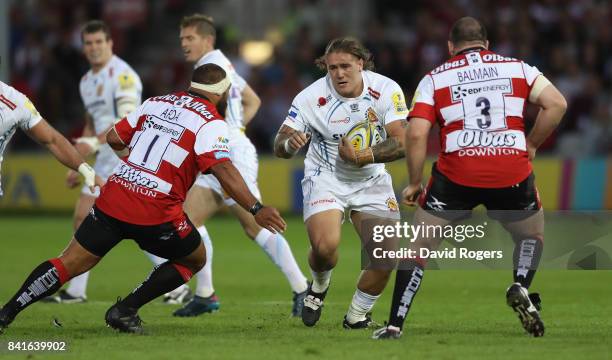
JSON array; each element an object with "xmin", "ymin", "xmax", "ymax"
[{"xmin": 451, "ymin": 78, "xmax": 513, "ymax": 131}]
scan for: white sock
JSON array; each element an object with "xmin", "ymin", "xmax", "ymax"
[
  {"xmin": 255, "ymin": 229, "xmax": 308, "ymax": 293},
  {"xmin": 195, "ymin": 225, "xmax": 215, "ymax": 298},
  {"xmin": 345, "ymin": 288, "xmax": 379, "ymax": 324},
  {"xmin": 311, "ymin": 269, "xmax": 332, "ymax": 294},
  {"xmin": 66, "ymin": 271, "xmax": 89, "ymax": 298},
  {"xmin": 144, "ymin": 251, "xmax": 166, "ymax": 266},
  {"xmin": 145, "ymin": 252, "xmax": 189, "ymax": 294}
]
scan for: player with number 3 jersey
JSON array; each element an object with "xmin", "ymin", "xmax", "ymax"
[{"xmin": 373, "ymin": 17, "xmax": 567, "ymax": 340}]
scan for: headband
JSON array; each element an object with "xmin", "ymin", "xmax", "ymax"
[{"xmin": 190, "ymin": 76, "xmax": 231, "ymax": 95}]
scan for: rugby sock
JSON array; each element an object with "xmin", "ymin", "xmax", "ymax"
[
  {"xmin": 388, "ymin": 259, "xmax": 425, "ymax": 329},
  {"xmin": 145, "ymin": 251, "xmax": 166, "ymax": 266},
  {"xmin": 255, "ymin": 229, "xmax": 308, "ymax": 293},
  {"xmin": 121, "ymin": 262, "xmax": 193, "ymax": 310},
  {"xmin": 513, "ymin": 238, "xmax": 543, "ymax": 289},
  {"xmin": 1, "ymin": 259, "xmax": 69, "ymax": 318},
  {"xmin": 195, "ymin": 225, "xmax": 215, "ymax": 298},
  {"xmin": 66, "ymin": 271, "xmax": 89, "ymax": 298},
  {"xmin": 144, "ymin": 251, "xmax": 190, "ymax": 296},
  {"xmin": 311, "ymin": 269, "xmax": 332, "ymax": 294},
  {"xmin": 345, "ymin": 288, "xmax": 380, "ymax": 324}
]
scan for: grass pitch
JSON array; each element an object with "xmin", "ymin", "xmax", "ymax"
[{"xmin": 0, "ymin": 215, "xmax": 610, "ymax": 359}]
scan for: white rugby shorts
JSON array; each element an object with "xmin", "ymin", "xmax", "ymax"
[{"xmin": 301, "ymin": 171, "xmax": 400, "ymax": 221}]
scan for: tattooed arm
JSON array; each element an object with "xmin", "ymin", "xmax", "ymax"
[
  {"xmin": 274, "ymin": 125, "xmax": 310, "ymax": 159},
  {"xmin": 371, "ymin": 120, "xmax": 407, "ymax": 163}
]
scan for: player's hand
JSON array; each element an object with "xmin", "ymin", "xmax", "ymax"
[
  {"xmin": 338, "ymin": 137, "xmax": 357, "ymax": 165},
  {"xmin": 285, "ymin": 131, "xmax": 310, "ymax": 154},
  {"xmin": 92, "ymin": 175, "xmax": 106, "ymax": 194},
  {"xmin": 254, "ymin": 206, "xmax": 287, "ymax": 234},
  {"xmin": 527, "ymin": 143, "xmax": 537, "ymax": 161},
  {"xmin": 401, "ymin": 183, "xmax": 423, "ymax": 207},
  {"xmin": 65, "ymin": 169, "xmax": 81, "ymax": 189}
]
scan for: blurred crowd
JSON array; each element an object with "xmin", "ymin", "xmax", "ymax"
[{"xmin": 6, "ymin": 0, "xmax": 612, "ymax": 156}]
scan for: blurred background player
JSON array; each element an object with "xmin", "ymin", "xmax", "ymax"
[
  {"xmin": 274, "ymin": 37, "xmax": 409, "ymax": 329},
  {"xmin": 373, "ymin": 17, "xmax": 567, "ymax": 339},
  {"xmin": 154, "ymin": 13, "xmax": 308, "ymax": 317},
  {"xmin": 0, "ymin": 80, "xmax": 102, "ymax": 202},
  {"xmin": 45, "ymin": 20, "xmax": 192, "ymax": 305},
  {"xmin": 0, "ymin": 64, "xmax": 287, "ymax": 334}
]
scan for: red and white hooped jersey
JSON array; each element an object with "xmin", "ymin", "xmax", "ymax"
[
  {"xmin": 95, "ymin": 91, "xmax": 231, "ymax": 224},
  {"xmin": 409, "ymin": 50, "xmax": 542, "ymax": 188}
]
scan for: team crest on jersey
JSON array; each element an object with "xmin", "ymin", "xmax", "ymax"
[
  {"xmin": 391, "ymin": 92, "xmax": 408, "ymax": 115},
  {"xmin": 386, "ymin": 197, "xmax": 399, "ymax": 212},
  {"xmin": 366, "ymin": 108, "xmax": 379, "ymax": 123},
  {"xmin": 119, "ymin": 72, "xmax": 135, "ymax": 90},
  {"xmin": 96, "ymin": 84, "xmax": 104, "ymax": 97}
]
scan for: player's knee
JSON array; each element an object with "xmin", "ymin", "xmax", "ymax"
[
  {"xmin": 58, "ymin": 253, "xmax": 98, "ymax": 278},
  {"xmin": 191, "ymin": 244, "xmax": 207, "ymax": 272},
  {"xmin": 310, "ymin": 240, "xmax": 338, "ymax": 263},
  {"xmin": 192, "ymin": 257, "xmax": 206, "ymax": 272}
]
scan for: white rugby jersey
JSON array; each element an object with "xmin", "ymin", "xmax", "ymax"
[
  {"xmin": 283, "ymin": 70, "xmax": 408, "ymax": 182},
  {"xmin": 195, "ymin": 50, "xmax": 247, "ymax": 133},
  {"xmin": 80, "ymin": 55, "xmax": 143, "ymax": 173},
  {"xmin": 0, "ymin": 81, "xmax": 43, "ymax": 196}
]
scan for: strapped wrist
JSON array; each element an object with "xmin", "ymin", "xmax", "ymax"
[
  {"xmin": 77, "ymin": 163, "xmax": 96, "ymax": 187},
  {"xmin": 75, "ymin": 136, "xmax": 101, "ymax": 153},
  {"xmin": 283, "ymin": 138, "xmax": 298, "ymax": 155}
]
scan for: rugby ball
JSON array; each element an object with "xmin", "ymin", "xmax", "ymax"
[{"xmin": 346, "ymin": 122, "xmax": 385, "ymax": 150}]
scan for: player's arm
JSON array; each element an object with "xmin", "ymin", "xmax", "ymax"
[
  {"xmin": 526, "ymin": 77, "xmax": 567, "ymax": 160},
  {"xmin": 106, "ymin": 127, "xmax": 127, "ymax": 151},
  {"xmin": 72, "ymin": 113, "xmax": 96, "ymax": 157},
  {"xmin": 371, "ymin": 120, "xmax": 406, "ymax": 162},
  {"xmin": 77, "ymin": 96, "xmax": 138, "ymax": 152},
  {"xmin": 402, "ymin": 117, "xmax": 432, "ymax": 206},
  {"xmin": 26, "ymin": 119, "xmax": 102, "ymax": 190},
  {"xmin": 274, "ymin": 125, "xmax": 310, "ymax": 159},
  {"xmin": 210, "ymin": 161, "xmax": 287, "ymax": 233},
  {"xmin": 405, "ymin": 118, "xmax": 432, "ymax": 186},
  {"xmin": 241, "ymin": 84, "xmax": 261, "ymax": 126}
]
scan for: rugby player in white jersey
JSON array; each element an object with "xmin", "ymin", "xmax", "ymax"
[
  {"xmin": 44, "ymin": 21, "xmax": 192, "ymax": 304},
  {"xmin": 373, "ymin": 17, "xmax": 567, "ymax": 339},
  {"xmin": 274, "ymin": 37, "xmax": 409, "ymax": 328},
  {"xmin": 0, "ymin": 81, "xmax": 102, "ymax": 205},
  {"xmin": 162, "ymin": 14, "xmax": 308, "ymax": 317}
]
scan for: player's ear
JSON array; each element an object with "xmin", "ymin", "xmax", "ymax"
[
  {"xmin": 484, "ymin": 40, "xmax": 489, "ymax": 50},
  {"xmin": 357, "ymin": 58, "xmax": 364, "ymax": 71},
  {"xmin": 447, "ymin": 41, "xmax": 454, "ymax": 56},
  {"xmin": 206, "ymin": 35, "xmax": 215, "ymax": 50}
]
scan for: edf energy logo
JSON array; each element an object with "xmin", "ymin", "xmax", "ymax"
[
  {"xmin": 451, "ymin": 78, "xmax": 512, "ymax": 101},
  {"xmin": 142, "ymin": 115, "xmax": 184, "ymax": 141}
]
